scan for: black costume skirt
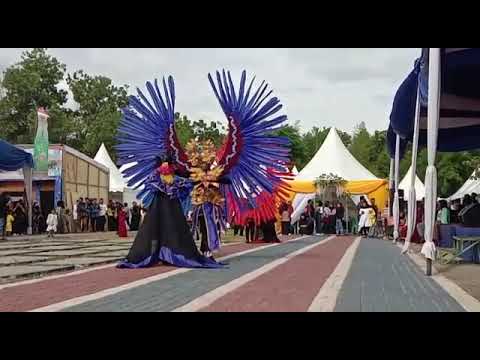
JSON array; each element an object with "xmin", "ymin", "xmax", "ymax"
[{"xmin": 117, "ymin": 192, "xmax": 224, "ymax": 269}]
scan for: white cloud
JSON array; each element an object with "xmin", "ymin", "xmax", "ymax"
[{"xmin": 0, "ymin": 48, "xmax": 420, "ymax": 133}]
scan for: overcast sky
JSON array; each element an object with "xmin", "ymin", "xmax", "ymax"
[{"xmin": 0, "ymin": 48, "xmax": 420, "ymax": 133}]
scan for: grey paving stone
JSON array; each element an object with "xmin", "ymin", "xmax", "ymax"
[
  {"xmin": 0, "ymin": 255, "xmax": 52, "ymax": 266},
  {"xmin": 63, "ymin": 236, "xmax": 325, "ymax": 312},
  {"xmin": 31, "ymin": 248, "xmax": 112, "ymax": 257},
  {"xmin": 0, "ymin": 264, "xmax": 74, "ymax": 280},
  {"xmin": 41, "ymin": 257, "xmax": 122, "ymax": 267},
  {"xmin": 334, "ymin": 238, "xmax": 465, "ymax": 312},
  {"xmin": 0, "ymin": 249, "xmax": 52, "ymax": 256},
  {"xmin": 88, "ymin": 250, "xmax": 129, "ymax": 258}
]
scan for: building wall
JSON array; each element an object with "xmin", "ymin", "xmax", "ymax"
[{"xmin": 63, "ymin": 149, "xmax": 109, "ymax": 210}]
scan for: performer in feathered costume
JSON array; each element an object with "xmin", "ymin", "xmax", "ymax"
[{"xmin": 116, "ymin": 70, "xmax": 291, "ymax": 268}]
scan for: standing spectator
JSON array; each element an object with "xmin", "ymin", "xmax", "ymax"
[
  {"xmin": 13, "ymin": 200, "xmax": 27, "ymax": 235},
  {"xmin": 323, "ymin": 201, "xmax": 332, "ymax": 234},
  {"xmin": 89, "ymin": 199, "xmax": 100, "ymax": 232},
  {"xmin": 77, "ymin": 198, "xmax": 88, "ymax": 232},
  {"xmin": 279, "ymin": 202, "xmax": 291, "ymax": 235},
  {"xmin": 287, "ymin": 201, "xmax": 294, "ymax": 233},
  {"xmin": 129, "ymin": 201, "xmax": 141, "ymax": 231},
  {"xmin": 0, "ymin": 192, "xmax": 8, "ymax": 240},
  {"xmin": 32, "ymin": 203, "xmax": 43, "ymax": 234},
  {"xmin": 123, "ymin": 202, "xmax": 131, "ymax": 229},
  {"xmin": 140, "ymin": 206, "xmax": 147, "ymax": 225},
  {"xmin": 5, "ymin": 210, "xmax": 14, "ymax": 237},
  {"xmin": 245, "ymin": 216, "xmax": 256, "ymax": 243},
  {"xmin": 107, "ymin": 200, "xmax": 116, "ymax": 231},
  {"xmin": 335, "ymin": 202, "xmax": 345, "ymax": 235},
  {"xmin": 56, "ymin": 200, "xmax": 66, "ymax": 234},
  {"xmin": 46, "ymin": 209, "xmax": 58, "ymax": 238},
  {"xmin": 307, "ymin": 199, "xmax": 315, "ymax": 218},
  {"xmin": 64, "ymin": 209, "xmax": 73, "ymax": 233},
  {"xmin": 315, "ymin": 201, "xmax": 324, "ymax": 235},
  {"xmin": 437, "ymin": 199, "xmax": 450, "ymax": 225},
  {"xmin": 358, "ymin": 199, "xmax": 373, "ymax": 237},
  {"xmin": 73, "ymin": 199, "xmax": 79, "ymax": 233},
  {"xmin": 97, "ymin": 198, "xmax": 107, "ymax": 231},
  {"xmin": 117, "ymin": 204, "xmax": 128, "ymax": 238}
]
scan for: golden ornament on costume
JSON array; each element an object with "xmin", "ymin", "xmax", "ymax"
[{"xmin": 186, "ymin": 139, "xmax": 226, "ymax": 207}]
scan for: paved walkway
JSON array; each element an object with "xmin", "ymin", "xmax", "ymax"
[
  {"xmin": 61, "ymin": 236, "xmax": 327, "ymax": 312},
  {"xmin": 0, "ymin": 235, "xmax": 474, "ymax": 312},
  {"xmin": 334, "ymin": 238, "xmax": 465, "ymax": 312}
]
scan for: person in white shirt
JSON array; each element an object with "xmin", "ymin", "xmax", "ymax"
[
  {"xmin": 73, "ymin": 200, "xmax": 79, "ymax": 233},
  {"xmin": 98, "ymin": 198, "xmax": 108, "ymax": 231},
  {"xmin": 46, "ymin": 209, "xmax": 58, "ymax": 238}
]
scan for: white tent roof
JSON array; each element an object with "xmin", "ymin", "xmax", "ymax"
[
  {"xmin": 398, "ymin": 165, "xmax": 425, "ymax": 201},
  {"xmin": 292, "ymin": 166, "xmax": 299, "ymax": 175},
  {"xmin": 94, "ymin": 143, "xmax": 126, "ymax": 193},
  {"xmin": 291, "ymin": 127, "xmax": 377, "ymax": 223},
  {"xmin": 296, "ymin": 127, "xmax": 377, "ymax": 181},
  {"xmin": 449, "ymin": 170, "xmax": 479, "ymax": 200}
]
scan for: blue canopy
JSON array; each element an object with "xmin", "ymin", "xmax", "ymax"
[
  {"xmin": 388, "ymin": 48, "xmax": 480, "ymax": 157},
  {"xmin": 0, "ymin": 139, "xmax": 34, "ymax": 171}
]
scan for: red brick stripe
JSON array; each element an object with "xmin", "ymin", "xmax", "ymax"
[
  {"xmin": 0, "ymin": 243, "xmax": 265, "ymax": 312},
  {"xmin": 201, "ymin": 236, "xmax": 355, "ymax": 312}
]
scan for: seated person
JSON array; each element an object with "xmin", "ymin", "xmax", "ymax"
[
  {"xmin": 299, "ymin": 208, "xmax": 314, "ymax": 235},
  {"xmin": 260, "ymin": 219, "xmax": 280, "ymax": 243}
]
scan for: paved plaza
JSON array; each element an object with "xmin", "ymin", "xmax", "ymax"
[{"xmin": 1, "ymin": 234, "xmax": 479, "ymax": 312}]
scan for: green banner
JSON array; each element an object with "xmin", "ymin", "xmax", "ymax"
[{"xmin": 33, "ymin": 109, "xmax": 49, "ymax": 171}]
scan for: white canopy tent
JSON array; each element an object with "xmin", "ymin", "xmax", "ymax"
[
  {"xmin": 119, "ymin": 162, "xmax": 143, "ymax": 205},
  {"xmin": 291, "ymin": 127, "xmax": 378, "ymax": 223},
  {"xmin": 399, "ymin": 165, "xmax": 425, "ymax": 201},
  {"xmin": 292, "ymin": 166, "xmax": 299, "ymax": 176},
  {"xmin": 94, "ymin": 144, "xmax": 141, "ymax": 204},
  {"xmin": 94, "ymin": 143, "xmax": 127, "ymax": 193},
  {"xmin": 449, "ymin": 170, "xmax": 479, "ymax": 201}
]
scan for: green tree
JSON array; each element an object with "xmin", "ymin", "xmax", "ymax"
[
  {"xmin": 366, "ymin": 130, "xmax": 390, "ymax": 178},
  {"xmin": 174, "ymin": 112, "xmax": 195, "ymax": 147},
  {"xmin": 302, "ymin": 126, "xmax": 329, "ymax": 167},
  {"xmin": 0, "ymin": 48, "xmax": 67, "ymax": 142},
  {"xmin": 66, "ymin": 70, "xmax": 129, "ymax": 160},
  {"xmin": 275, "ymin": 121, "xmax": 306, "ymax": 169},
  {"xmin": 349, "ymin": 122, "xmax": 371, "ymax": 167},
  {"xmin": 192, "ymin": 119, "xmax": 226, "ymax": 146}
]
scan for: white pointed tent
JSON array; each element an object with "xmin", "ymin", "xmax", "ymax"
[
  {"xmin": 119, "ymin": 162, "xmax": 144, "ymax": 205},
  {"xmin": 291, "ymin": 127, "xmax": 378, "ymax": 223},
  {"xmin": 399, "ymin": 165, "xmax": 425, "ymax": 201},
  {"xmin": 94, "ymin": 143, "xmax": 127, "ymax": 193},
  {"xmin": 292, "ymin": 166, "xmax": 299, "ymax": 175},
  {"xmin": 449, "ymin": 170, "xmax": 479, "ymax": 200}
]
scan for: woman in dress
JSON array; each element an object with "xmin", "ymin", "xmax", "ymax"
[
  {"xmin": 358, "ymin": 199, "xmax": 370, "ymax": 237},
  {"xmin": 117, "ymin": 204, "xmax": 128, "ymax": 238}
]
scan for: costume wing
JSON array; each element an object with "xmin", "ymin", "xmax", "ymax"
[
  {"xmin": 208, "ymin": 70, "xmax": 291, "ymax": 222},
  {"xmin": 116, "ymin": 77, "xmax": 190, "ymax": 204}
]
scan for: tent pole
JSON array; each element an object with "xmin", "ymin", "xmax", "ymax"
[
  {"xmin": 393, "ymin": 135, "xmax": 400, "ymax": 243},
  {"xmin": 422, "ymin": 48, "xmax": 441, "ymax": 276},
  {"xmin": 23, "ymin": 165, "xmax": 33, "ymax": 235},
  {"xmin": 402, "ymin": 83, "xmax": 421, "ymax": 254}
]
